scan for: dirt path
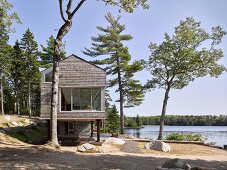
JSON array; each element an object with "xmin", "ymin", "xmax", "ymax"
[{"xmin": 0, "ymin": 143, "xmax": 227, "ymax": 170}]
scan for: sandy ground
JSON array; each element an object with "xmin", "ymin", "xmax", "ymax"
[
  {"xmin": 0, "ymin": 116, "xmax": 226, "ymax": 169},
  {"xmin": 0, "ymin": 140, "xmax": 227, "ymax": 170}
]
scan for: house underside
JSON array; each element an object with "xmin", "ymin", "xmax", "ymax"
[{"xmin": 45, "ymin": 119, "xmax": 102, "ymax": 143}]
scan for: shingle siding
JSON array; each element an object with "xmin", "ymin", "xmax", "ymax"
[{"xmin": 40, "ymin": 55, "xmax": 106, "ymax": 120}]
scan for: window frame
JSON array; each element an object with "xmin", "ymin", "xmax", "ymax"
[
  {"xmin": 42, "ymin": 67, "xmax": 53, "ymax": 83},
  {"xmin": 60, "ymin": 87, "xmax": 104, "ymax": 112}
]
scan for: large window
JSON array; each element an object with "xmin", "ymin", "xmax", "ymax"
[{"xmin": 61, "ymin": 88, "xmax": 102, "ymax": 111}]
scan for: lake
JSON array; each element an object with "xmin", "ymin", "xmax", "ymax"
[{"xmin": 125, "ymin": 125, "xmax": 227, "ymax": 147}]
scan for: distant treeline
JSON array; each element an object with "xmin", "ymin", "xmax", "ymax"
[{"xmin": 125, "ymin": 115, "xmax": 227, "ymax": 127}]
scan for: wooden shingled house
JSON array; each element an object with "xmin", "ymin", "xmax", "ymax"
[{"xmin": 40, "ymin": 54, "xmax": 106, "ymax": 142}]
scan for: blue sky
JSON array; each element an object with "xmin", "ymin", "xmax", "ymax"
[{"xmin": 9, "ymin": 0, "xmax": 227, "ymax": 116}]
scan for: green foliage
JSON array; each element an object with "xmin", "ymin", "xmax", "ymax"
[
  {"xmin": 40, "ymin": 35, "xmax": 66, "ymax": 68},
  {"xmin": 84, "ymin": 13, "xmax": 144, "ymax": 134},
  {"xmin": 135, "ymin": 114, "xmax": 142, "ymax": 128},
  {"xmin": 124, "ymin": 115, "xmax": 142, "ymax": 128},
  {"xmin": 140, "ymin": 115, "xmax": 227, "ymax": 126},
  {"xmin": 84, "ymin": 13, "xmax": 144, "ymax": 107},
  {"xmin": 105, "ymin": 105, "xmax": 120, "ymax": 133},
  {"xmin": 19, "ymin": 29, "xmax": 41, "ymax": 116},
  {"xmin": 145, "ymin": 17, "xmax": 226, "ymax": 139},
  {"xmin": 165, "ymin": 133, "xmax": 205, "ymax": 142},
  {"xmin": 10, "ymin": 122, "xmax": 47, "ymax": 144},
  {"xmin": 146, "ymin": 17, "xmax": 226, "ymax": 91},
  {"xmin": 103, "ymin": 0, "xmax": 149, "ymax": 13},
  {"xmin": 0, "ymin": 0, "xmax": 21, "ymax": 33}
]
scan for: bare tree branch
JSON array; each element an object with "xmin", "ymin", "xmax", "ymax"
[
  {"xmin": 70, "ymin": 0, "xmax": 86, "ymax": 18},
  {"xmin": 66, "ymin": 0, "xmax": 73, "ymax": 16},
  {"xmin": 59, "ymin": 0, "xmax": 67, "ymax": 22}
]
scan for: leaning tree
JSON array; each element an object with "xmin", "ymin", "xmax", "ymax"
[
  {"xmin": 145, "ymin": 17, "xmax": 226, "ymax": 140},
  {"xmin": 50, "ymin": 0, "xmax": 149, "ymax": 147}
]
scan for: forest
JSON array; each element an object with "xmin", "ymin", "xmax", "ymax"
[
  {"xmin": 0, "ymin": 27, "xmax": 62, "ymax": 116},
  {"xmin": 125, "ymin": 115, "xmax": 227, "ymax": 127}
]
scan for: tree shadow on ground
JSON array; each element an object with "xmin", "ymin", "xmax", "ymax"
[{"xmin": 0, "ymin": 145, "xmax": 226, "ymax": 170}]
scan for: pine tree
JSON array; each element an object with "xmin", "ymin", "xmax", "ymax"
[
  {"xmin": 20, "ymin": 28, "xmax": 40, "ymax": 117},
  {"xmin": 40, "ymin": 35, "xmax": 66, "ymax": 68},
  {"xmin": 106, "ymin": 105, "xmax": 120, "ymax": 134},
  {"xmin": 10, "ymin": 41, "xmax": 25, "ymax": 115},
  {"xmin": 83, "ymin": 13, "xmax": 144, "ymax": 134},
  {"xmin": 135, "ymin": 114, "xmax": 142, "ymax": 128}
]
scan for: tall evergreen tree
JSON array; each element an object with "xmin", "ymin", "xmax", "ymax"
[
  {"xmin": 40, "ymin": 35, "xmax": 66, "ymax": 68},
  {"xmin": 20, "ymin": 28, "xmax": 40, "ymax": 117},
  {"xmin": 135, "ymin": 114, "xmax": 142, "ymax": 128},
  {"xmin": 10, "ymin": 41, "xmax": 25, "ymax": 115},
  {"xmin": 106, "ymin": 105, "xmax": 120, "ymax": 134},
  {"xmin": 83, "ymin": 13, "xmax": 144, "ymax": 134}
]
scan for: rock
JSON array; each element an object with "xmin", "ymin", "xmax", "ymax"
[
  {"xmin": 77, "ymin": 143, "xmax": 98, "ymax": 153},
  {"xmin": 11, "ymin": 121, "xmax": 18, "ymax": 126},
  {"xmin": 3, "ymin": 115, "xmax": 10, "ymax": 121},
  {"xmin": 145, "ymin": 140, "xmax": 171, "ymax": 152},
  {"xmin": 162, "ymin": 159, "xmax": 189, "ymax": 169},
  {"xmin": 24, "ymin": 119, "xmax": 30, "ymax": 124},
  {"xmin": 103, "ymin": 137, "xmax": 125, "ymax": 145}
]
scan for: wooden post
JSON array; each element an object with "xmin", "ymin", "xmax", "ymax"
[
  {"xmin": 90, "ymin": 121, "xmax": 94, "ymax": 137},
  {"xmin": 47, "ymin": 120, "xmax": 50, "ymax": 140},
  {"xmin": 96, "ymin": 119, "xmax": 101, "ymax": 142}
]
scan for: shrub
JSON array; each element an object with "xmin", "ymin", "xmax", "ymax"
[{"xmin": 165, "ymin": 133, "xmax": 205, "ymax": 142}]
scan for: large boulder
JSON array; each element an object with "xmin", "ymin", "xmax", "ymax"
[
  {"xmin": 24, "ymin": 119, "xmax": 30, "ymax": 124},
  {"xmin": 145, "ymin": 140, "xmax": 171, "ymax": 152},
  {"xmin": 103, "ymin": 137, "xmax": 125, "ymax": 145},
  {"xmin": 11, "ymin": 121, "xmax": 18, "ymax": 127},
  {"xmin": 77, "ymin": 143, "xmax": 98, "ymax": 153},
  {"xmin": 156, "ymin": 159, "xmax": 191, "ymax": 170}
]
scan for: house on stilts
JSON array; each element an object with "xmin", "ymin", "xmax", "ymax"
[{"xmin": 40, "ymin": 54, "xmax": 106, "ymax": 142}]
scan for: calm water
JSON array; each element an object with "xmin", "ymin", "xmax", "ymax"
[{"xmin": 125, "ymin": 125, "xmax": 227, "ymax": 147}]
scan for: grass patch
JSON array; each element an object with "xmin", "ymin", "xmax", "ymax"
[{"xmin": 8, "ymin": 122, "xmax": 47, "ymax": 144}]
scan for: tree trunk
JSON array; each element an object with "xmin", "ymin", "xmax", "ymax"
[
  {"xmin": 158, "ymin": 85, "xmax": 171, "ymax": 140},
  {"xmin": 28, "ymin": 81, "xmax": 31, "ymax": 117},
  {"xmin": 50, "ymin": 0, "xmax": 86, "ymax": 147},
  {"xmin": 50, "ymin": 19, "xmax": 72, "ymax": 147},
  {"xmin": 15, "ymin": 89, "xmax": 20, "ymax": 115},
  {"xmin": 0, "ymin": 74, "xmax": 4, "ymax": 115},
  {"xmin": 17, "ymin": 98, "xmax": 20, "ymax": 115},
  {"xmin": 116, "ymin": 57, "xmax": 124, "ymax": 134}
]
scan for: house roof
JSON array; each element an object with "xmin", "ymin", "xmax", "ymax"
[{"xmin": 41, "ymin": 54, "xmax": 106, "ymax": 73}]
